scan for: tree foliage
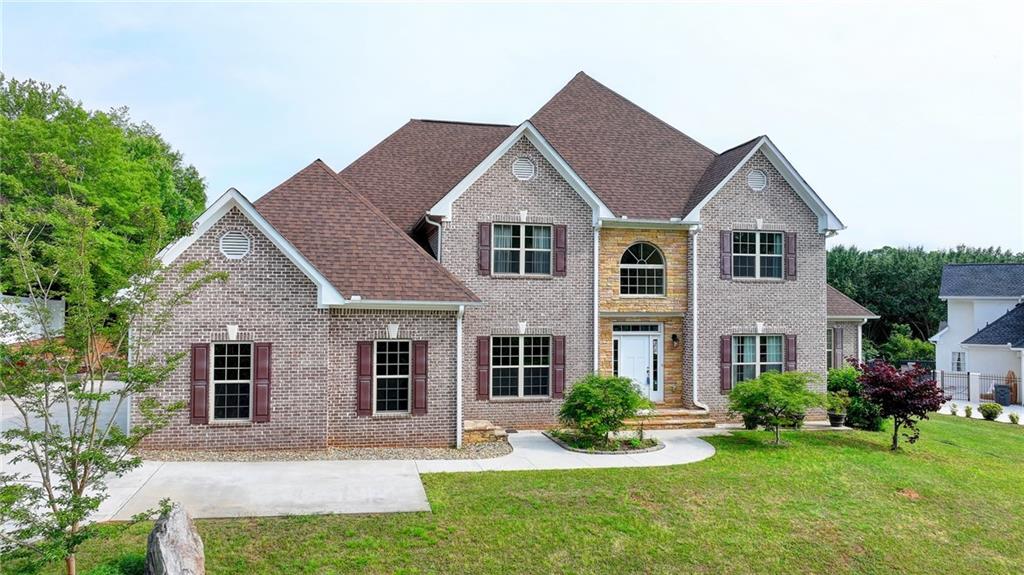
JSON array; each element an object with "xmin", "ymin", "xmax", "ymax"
[
  {"xmin": 827, "ymin": 245, "xmax": 1024, "ymax": 343},
  {"xmin": 855, "ymin": 360, "xmax": 947, "ymax": 450},
  {"xmin": 728, "ymin": 371, "xmax": 824, "ymax": 446},
  {"xmin": 827, "ymin": 364, "xmax": 883, "ymax": 431},
  {"xmin": 0, "ymin": 197, "xmax": 223, "ymax": 574},
  {"xmin": 0, "ymin": 75, "xmax": 206, "ymax": 297},
  {"xmin": 877, "ymin": 323, "xmax": 935, "ymax": 363},
  {"xmin": 558, "ymin": 375, "xmax": 648, "ymax": 442}
]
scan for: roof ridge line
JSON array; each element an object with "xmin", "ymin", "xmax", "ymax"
[{"xmin": 412, "ymin": 118, "xmax": 516, "ymax": 128}]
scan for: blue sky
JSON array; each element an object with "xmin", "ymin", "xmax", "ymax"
[{"xmin": 3, "ymin": 1, "xmax": 1022, "ymax": 251}]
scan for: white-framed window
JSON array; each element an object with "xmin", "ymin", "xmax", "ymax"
[
  {"xmin": 733, "ymin": 231, "xmax": 783, "ymax": 279},
  {"xmin": 619, "ymin": 242, "xmax": 665, "ymax": 296},
  {"xmin": 491, "ymin": 335, "xmax": 550, "ymax": 397},
  {"xmin": 492, "ymin": 223, "xmax": 552, "ymax": 276},
  {"xmin": 826, "ymin": 328, "xmax": 834, "ymax": 369},
  {"xmin": 211, "ymin": 342, "xmax": 253, "ymax": 421},
  {"xmin": 374, "ymin": 340, "xmax": 411, "ymax": 413},
  {"xmin": 733, "ymin": 335, "xmax": 784, "ymax": 386},
  {"xmin": 951, "ymin": 351, "xmax": 967, "ymax": 372}
]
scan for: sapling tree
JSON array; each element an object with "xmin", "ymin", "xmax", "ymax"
[
  {"xmin": 0, "ymin": 198, "xmax": 222, "ymax": 574},
  {"xmin": 728, "ymin": 371, "xmax": 824, "ymax": 446},
  {"xmin": 855, "ymin": 360, "xmax": 947, "ymax": 450}
]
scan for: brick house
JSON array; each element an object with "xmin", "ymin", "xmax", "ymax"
[{"xmin": 135, "ymin": 72, "xmax": 875, "ymax": 449}]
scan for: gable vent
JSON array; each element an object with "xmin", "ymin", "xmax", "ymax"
[
  {"xmin": 219, "ymin": 231, "xmax": 251, "ymax": 259},
  {"xmin": 746, "ymin": 169, "xmax": 768, "ymax": 191},
  {"xmin": 511, "ymin": 157, "xmax": 536, "ymax": 181}
]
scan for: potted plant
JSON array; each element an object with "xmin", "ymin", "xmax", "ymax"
[{"xmin": 826, "ymin": 390, "xmax": 851, "ymax": 427}]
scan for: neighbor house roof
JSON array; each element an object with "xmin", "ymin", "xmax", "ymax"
[
  {"xmin": 254, "ymin": 160, "xmax": 479, "ymax": 304},
  {"xmin": 962, "ymin": 303, "xmax": 1024, "ymax": 348},
  {"xmin": 939, "ymin": 263, "xmax": 1024, "ymax": 298},
  {"xmin": 827, "ymin": 285, "xmax": 879, "ymax": 319},
  {"xmin": 338, "ymin": 120, "xmax": 515, "ymax": 232},
  {"xmin": 530, "ymin": 72, "xmax": 718, "ymax": 220}
]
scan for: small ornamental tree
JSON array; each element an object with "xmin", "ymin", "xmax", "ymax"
[
  {"xmin": 728, "ymin": 371, "xmax": 824, "ymax": 446},
  {"xmin": 855, "ymin": 360, "xmax": 948, "ymax": 450},
  {"xmin": 0, "ymin": 198, "xmax": 222, "ymax": 574},
  {"xmin": 558, "ymin": 374, "xmax": 647, "ymax": 443}
]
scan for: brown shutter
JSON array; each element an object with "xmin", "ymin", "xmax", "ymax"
[
  {"xmin": 785, "ymin": 232, "xmax": 797, "ymax": 280},
  {"xmin": 833, "ymin": 326, "xmax": 844, "ymax": 368},
  {"xmin": 553, "ymin": 225, "xmax": 567, "ymax": 277},
  {"xmin": 356, "ymin": 341, "xmax": 373, "ymax": 416},
  {"xmin": 720, "ymin": 335, "xmax": 732, "ymax": 393},
  {"xmin": 478, "ymin": 223, "xmax": 491, "ymax": 276},
  {"xmin": 412, "ymin": 340, "xmax": 428, "ymax": 415},
  {"xmin": 253, "ymin": 342, "xmax": 271, "ymax": 423},
  {"xmin": 190, "ymin": 344, "xmax": 209, "ymax": 424},
  {"xmin": 552, "ymin": 335, "xmax": 566, "ymax": 398},
  {"xmin": 785, "ymin": 334, "xmax": 798, "ymax": 371},
  {"xmin": 476, "ymin": 336, "xmax": 490, "ymax": 400},
  {"xmin": 720, "ymin": 230, "xmax": 733, "ymax": 280}
]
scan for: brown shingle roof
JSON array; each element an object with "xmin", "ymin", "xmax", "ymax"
[
  {"xmin": 531, "ymin": 72, "xmax": 719, "ymax": 219},
  {"xmin": 827, "ymin": 285, "xmax": 878, "ymax": 318},
  {"xmin": 338, "ymin": 119, "xmax": 516, "ymax": 232},
  {"xmin": 254, "ymin": 160, "xmax": 479, "ymax": 303},
  {"xmin": 684, "ymin": 136, "xmax": 762, "ymax": 218}
]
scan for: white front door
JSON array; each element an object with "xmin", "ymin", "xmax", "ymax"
[{"xmin": 617, "ymin": 334, "xmax": 663, "ymax": 403}]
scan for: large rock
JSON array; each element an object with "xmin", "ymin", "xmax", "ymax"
[{"xmin": 145, "ymin": 504, "xmax": 205, "ymax": 575}]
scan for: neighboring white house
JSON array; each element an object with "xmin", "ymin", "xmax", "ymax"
[
  {"xmin": 931, "ymin": 264, "xmax": 1024, "ymax": 380},
  {"xmin": 0, "ymin": 294, "xmax": 65, "ymax": 344}
]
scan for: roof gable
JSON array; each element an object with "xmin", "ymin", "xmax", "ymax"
[
  {"xmin": 338, "ymin": 120, "xmax": 515, "ymax": 232},
  {"xmin": 254, "ymin": 160, "xmax": 480, "ymax": 306},
  {"xmin": 962, "ymin": 303, "xmax": 1024, "ymax": 348},
  {"xmin": 939, "ymin": 263, "xmax": 1024, "ymax": 298}
]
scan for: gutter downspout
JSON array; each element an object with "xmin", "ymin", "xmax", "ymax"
[
  {"xmin": 593, "ymin": 225, "xmax": 600, "ymax": 372},
  {"xmin": 456, "ymin": 304, "xmax": 465, "ymax": 448},
  {"xmin": 424, "ymin": 212, "xmax": 443, "ymax": 263},
  {"xmin": 691, "ymin": 226, "xmax": 709, "ymax": 411},
  {"xmin": 858, "ymin": 318, "xmax": 868, "ymax": 363}
]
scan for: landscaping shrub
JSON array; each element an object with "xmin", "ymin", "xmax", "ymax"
[
  {"xmin": 728, "ymin": 371, "xmax": 824, "ymax": 445},
  {"xmin": 559, "ymin": 374, "xmax": 647, "ymax": 442},
  {"xmin": 964, "ymin": 405, "xmax": 973, "ymax": 418},
  {"xmin": 947, "ymin": 402, "xmax": 957, "ymax": 416},
  {"xmin": 827, "ymin": 390, "xmax": 851, "ymax": 414},
  {"xmin": 979, "ymin": 403, "xmax": 1003, "ymax": 421},
  {"xmin": 828, "ymin": 366, "xmax": 883, "ymax": 431},
  {"xmin": 1010, "ymin": 413, "xmax": 1020, "ymax": 425}
]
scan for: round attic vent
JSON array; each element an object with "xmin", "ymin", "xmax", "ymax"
[
  {"xmin": 511, "ymin": 157, "xmax": 536, "ymax": 181},
  {"xmin": 219, "ymin": 230, "xmax": 251, "ymax": 260},
  {"xmin": 746, "ymin": 169, "xmax": 768, "ymax": 191}
]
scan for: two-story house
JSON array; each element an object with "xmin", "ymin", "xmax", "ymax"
[{"xmin": 135, "ymin": 73, "xmax": 871, "ymax": 449}]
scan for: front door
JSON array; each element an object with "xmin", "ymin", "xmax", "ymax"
[{"xmin": 617, "ymin": 334, "xmax": 663, "ymax": 403}]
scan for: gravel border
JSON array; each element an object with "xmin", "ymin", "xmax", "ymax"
[
  {"xmin": 135, "ymin": 441, "xmax": 512, "ymax": 462},
  {"xmin": 543, "ymin": 431, "xmax": 664, "ymax": 455}
]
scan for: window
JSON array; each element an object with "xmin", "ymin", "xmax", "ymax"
[
  {"xmin": 826, "ymin": 328, "xmax": 834, "ymax": 369},
  {"xmin": 732, "ymin": 335, "xmax": 784, "ymax": 386},
  {"xmin": 491, "ymin": 335, "xmax": 550, "ymax": 397},
  {"xmin": 733, "ymin": 231, "xmax": 783, "ymax": 279},
  {"xmin": 212, "ymin": 342, "xmax": 252, "ymax": 421},
  {"xmin": 375, "ymin": 340, "xmax": 411, "ymax": 413},
  {"xmin": 952, "ymin": 351, "xmax": 966, "ymax": 372},
  {"xmin": 619, "ymin": 243, "xmax": 665, "ymax": 296},
  {"xmin": 493, "ymin": 224, "xmax": 551, "ymax": 275}
]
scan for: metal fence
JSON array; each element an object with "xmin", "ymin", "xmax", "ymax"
[
  {"xmin": 979, "ymin": 373, "xmax": 1019, "ymax": 404},
  {"xmin": 938, "ymin": 371, "xmax": 970, "ymax": 401}
]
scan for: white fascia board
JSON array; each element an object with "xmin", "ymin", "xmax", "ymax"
[
  {"xmin": 428, "ymin": 121, "xmax": 614, "ymax": 226},
  {"xmin": 599, "ymin": 218, "xmax": 700, "ymax": 230},
  {"xmin": 157, "ymin": 188, "xmax": 346, "ymax": 308},
  {"xmin": 341, "ymin": 300, "xmax": 482, "ymax": 311},
  {"xmin": 828, "ymin": 314, "xmax": 881, "ymax": 321},
  {"xmin": 961, "ymin": 342, "xmax": 1017, "ymax": 349},
  {"xmin": 928, "ymin": 326, "xmax": 949, "ymax": 343},
  {"xmin": 940, "ymin": 295, "xmax": 1024, "ymax": 301},
  {"xmin": 682, "ymin": 137, "xmax": 845, "ymax": 233}
]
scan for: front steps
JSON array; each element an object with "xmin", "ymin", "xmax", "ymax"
[{"xmin": 624, "ymin": 407, "xmax": 717, "ymax": 430}]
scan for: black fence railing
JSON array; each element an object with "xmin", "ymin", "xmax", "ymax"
[{"xmin": 938, "ymin": 371, "xmax": 969, "ymax": 401}]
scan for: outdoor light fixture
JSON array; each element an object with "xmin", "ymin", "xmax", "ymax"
[{"xmin": 671, "ymin": 333, "xmax": 679, "ymax": 348}]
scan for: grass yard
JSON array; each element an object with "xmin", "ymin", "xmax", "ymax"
[{"xmin": 8, "ymin": 415, "xmax": 1024, "ymax": 574}]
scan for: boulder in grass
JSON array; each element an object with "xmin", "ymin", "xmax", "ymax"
[{"xmin": 145, "ymin": 503, "xmax": 205, "ymax": 575}]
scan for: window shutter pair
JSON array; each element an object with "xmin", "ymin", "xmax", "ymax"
[
  {"xmin": 718, "ymin": 230, "xmax": 798, "ymax": 279},
  {"xmin": 356, "ymin": 340, "xmax": 429, "ymax": 416},
  {"xmin": 718, "ymin": 334, "xmax": 798, "ymax": 393},
  {"xmin": 477, "ymin": 223, "xmax": 566, "ymax": 276},
  {"xmin": 831, "ymin": 327, "xmax": 844, "ymax": 369},
  {"xmin": 475, "ymin": 335, "xmax": 565, "ymax": 399},
  {"xmin": 190, "ymin": 342, "xmax": 271, "ymax": 424}
]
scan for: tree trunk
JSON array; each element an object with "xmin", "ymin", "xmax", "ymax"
[
  {"xmin": 774, "ymin": 423, "xmax": 781, "ymax": 445},
  {"xmin": 891, "ymin": 418, "xmax": 900, "ymax": 451},
  {"xmin": 65, "ymin": 553, "xmax": 76, "ymax": 575}
]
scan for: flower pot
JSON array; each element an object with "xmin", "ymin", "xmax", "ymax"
[{"xmin": 828, "ymin": 412, "xmax": 846, "ymax": 427}]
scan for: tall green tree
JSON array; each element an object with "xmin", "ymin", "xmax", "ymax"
[
  {"xmin": 0, "ymin": 75, "xmax": 206, "ymax": 296},
  {"xmin": 828, "ymin": 245, "xmax": 1024, "ymax": 343}
]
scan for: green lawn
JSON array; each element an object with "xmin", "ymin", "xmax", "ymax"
[{"xmin": 11, "ymin": 415, "xmax": 1024, "ymax": 574}]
